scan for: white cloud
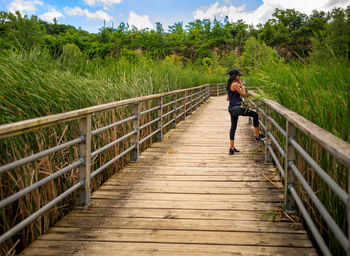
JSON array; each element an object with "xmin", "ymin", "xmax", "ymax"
[
  {"xmin": 7, "ymin": 0, "xmax": 43, "ymax": 14},
  {"xmin": 128, "ymin": 11, "xmax": 154, "ymax": 30},
  {"xmin": 84, "ymin": 0, "xmax": 122, "ymax": 10},
  {"xmin": 193, "ymin": 0, "xmax": 350, "ymax": 25},
  {"xmin": 40, "ymin": 8, "xmax": 64, "ymax": 23},
  {"xmin": 64, "ymin": 7, "xmax": 113, "ymax": 21}
]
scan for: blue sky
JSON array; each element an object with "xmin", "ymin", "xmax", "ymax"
[{"xmin": 0, "ymin": 0, "xmax": 348, "ymax": 33}]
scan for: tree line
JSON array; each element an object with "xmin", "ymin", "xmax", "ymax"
[{"xmin": 0, "ymin": 6, "xmax": 349, "ymax": 68}]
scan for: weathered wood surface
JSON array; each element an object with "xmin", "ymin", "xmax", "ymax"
[{"xmin": 21, "ymin": 96, "xmax": 316, "ymax": 256}]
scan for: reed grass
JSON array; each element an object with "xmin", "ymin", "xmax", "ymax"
[
  {"xmin": 247, "ymin": 57, "xmax": 349, "ymax": 255},
  {"xmin": 0, "ymin": 48, "xmax": 225, "ymax": 255}
]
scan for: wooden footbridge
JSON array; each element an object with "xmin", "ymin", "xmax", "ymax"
[{"xmin": 1, "ymin": 84, "xmax": 350, "ymax": 255}]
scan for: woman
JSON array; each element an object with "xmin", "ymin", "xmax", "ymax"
[{"xmin": 226, "ymin": 68, "xmax": 265, "ymax": 155}]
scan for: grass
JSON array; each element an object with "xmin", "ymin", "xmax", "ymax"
[
  {"xmin": 0, "ymin": 47, "xmax": 224, "ymax": 124},
  {"xmin": 0, "ymin": 48, "xmax": 226, "ymax": 255},
  {"xmin": 246, "ymin": 57, "xmax": 350, "ymax": 255}
]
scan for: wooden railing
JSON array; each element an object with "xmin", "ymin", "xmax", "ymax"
[
  {"xmin": 215, "ymin": 82, "xmax": 350, "ymax": 255},
  {"xmin": 3, "ymin": 82, "xmax": 349, "ymax": 255},
  {"xmin": 210, "ymin": 83, "xmax": 226, "ymax": 96},
  {"xmin": 0, "ymin": 84, "xmax": 215, "ymax": 247}
]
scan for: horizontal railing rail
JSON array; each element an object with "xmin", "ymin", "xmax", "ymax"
[
  {"xmin": 0, "ymin": 84, "xmax": 213, "ymax": 246},
  {"xmin": 247, "ymin": 88, "xmax": 350, "ymax": 256},
  {"xmin": 213, "ymin": 82, "xmax": 350, "ymax": 255}
]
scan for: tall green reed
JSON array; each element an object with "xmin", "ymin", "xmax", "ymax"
[
  {"xmin": 0, "ymin": 48, "xmax": 225, "ymax": 255},
  {"xmin": 247, "ymin": 58, "xmax": 349, "ymax": 255}
]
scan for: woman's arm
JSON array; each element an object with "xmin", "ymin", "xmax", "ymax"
[
  {"xmin": 230, "ymin": 82, "xmax": 246, "ymax": 98},
  {"xmin": 238, "ymin": 79, "xmax": 246, "ymax": 93}
]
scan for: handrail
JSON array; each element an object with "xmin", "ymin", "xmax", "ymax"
[
  {"xmin": 4, "ymin": 82, "xmax": 348, "ymax": 255},
  {"xmin": 0, "ymin": 84, "xmax": 212, "ymax": 247},
  {"xmin": 250, "ymin": 91, "xmax": 350, "ymax": 167},
  {"xmin": 214, "ymin": 82, "xmax": 350, "ymax": 255},
  {"xmin": 245, "ymin": 88, "xmax": 350, "ymax": 256},
  {"xmin": 0, "ymin": 84, "xmax": 209, "ymax": 139}
]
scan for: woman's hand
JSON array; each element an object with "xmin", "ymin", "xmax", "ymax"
[
  {"xmin": 231, "ymin": 82, "xmax": 246, "ymax": 98},
  {"xmin": 237, "ymin": 78, "xmax": 245, "ymax": 91}
]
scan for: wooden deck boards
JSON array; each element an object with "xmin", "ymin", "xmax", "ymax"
[{"xmin": 21, "ymin": 96, "xmax": 316, "ymax": 255}]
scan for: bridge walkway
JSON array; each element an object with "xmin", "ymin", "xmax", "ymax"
[{"xmin": 21, "ymin": 96, "xmax": 316, "ymax": 255}]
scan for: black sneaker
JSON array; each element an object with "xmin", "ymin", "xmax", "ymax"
[
  {"xmin": 256, "ymin": 134, "xmax": 266, "ymax": 142},
  {"xmin": 229, "ymin": 148, "xmax": 240, "ymax": 155}
]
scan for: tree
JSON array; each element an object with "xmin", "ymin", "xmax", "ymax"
[
  {"xmin": 326, "ymin": 7, "xmax": 350, "ymax": 58},
  {"xmin": 241, "ymin": 37, "xmax": 279, "ymax": 72},
  {"xmin": 1, "ymin": 11, "xmax": 45, "ymax": 50}
]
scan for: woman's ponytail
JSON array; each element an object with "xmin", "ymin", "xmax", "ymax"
[{"xmin": 226, "ymin": 76, "xmax": 235, "ymax": 92}]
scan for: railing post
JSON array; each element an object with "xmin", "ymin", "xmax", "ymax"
[
  {"xmin": 216, "ymin": 84, "xmax": 219, "ymax": 96},
  {"xmin": 172, "ymin": 94, "xmax": 177, "ymax": 129},
  {"xmin": 284, "ymin": 120, "xmax": 296, "ymax": 211},
  {"xmin": 194, "ymin": 89, "xmax": 198, "ymax": 111},
  {"xmin": 189, "ymin": 90, "xmax": 193, "ymax": 115},
  {"xmin": 201, "ymin": 87, "xmax": 204, "ymax": 104},
  {"xmin": 157, "ymin": 97, "xmax": 163, "ymax": 142},
  {"xmin": 77, "ymin": 114, "xmax": 92, "ymax": 208},
  {"xmin": 182, "ymin": 91, "xmax": 186, "ymax": 121},
  {"xmin": 131, "ymin": 102, "xmax": 140, "ymax": 162},
  {"xmin": 198, "ymin": 88, "xmax": 202, "ymax": 107},
  {"xmin": 265, "ymin": 105, "xmax": 272, "ymax": 163},
  {"xmin": 201, "ymin": 87, "xmax": 205, "ymax": 104}
]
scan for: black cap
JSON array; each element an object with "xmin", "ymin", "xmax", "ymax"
[{"xmin": 227, "ymin": 68, "xmax": 243, "ymax": 77}]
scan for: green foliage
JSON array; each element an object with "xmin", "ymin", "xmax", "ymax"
[
  {"xmin": 326, "ymin": 7, "xmax": 350, "ymax": 58},
  {"xmin": 120, "ymin": 48, "xmax": 139, "ymax": 64},
  {"xmin": 257, "ymin": 7, "xmax": 350, "ymax": 59},
  {"xmin": 246, "ymin": 50, "xmax": 350, "ymax": 255},
  {"xmin": 201, "ymin": 57, "xmax": 213, "ymax": 68},
  {"xmin": 62, "ymin": 43, "xmax": 83, "ymax": 58},
  {"xmin": 0, "ymin": 48, "xmax": 224, "ymax": 124},
  {"xmin": 0, "ymin": 11, "xmax": 45, "ymax": 50},
  {"xmin": 241, "ymin": 37, "xmax": 279, "ymax": 72},
  {"xmin": 219, "ymin": 51, "xmax": 240, "ymax": 69},
  {"xmin": 1, "ymin": 7, "xmax": 349, "ymax": 63},
  {"xmin": 0, "ymin": 4, "xmax": 350, "ymax": 255}
]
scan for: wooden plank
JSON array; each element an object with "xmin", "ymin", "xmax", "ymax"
[
  {"xmin": 122, "ymin": 165, "xmax": 275, "ymax": 171},
  {"xmin": 38, "ymin": 227, "xmax": 314, "ymax": 247},
  {"xmin": 91, "ymin": 191, "xmax": 283, "ymax": 202},
  {"xmin": 98, "ymin": 185, "xmax": 282, "ymax": 194},
  {"xmin": 103, "ymin": 180, "xmax": 281, "ymax": 188},
  {"xmin": 136, "ymin": 157, "xmax": 267, "ymax": 163},
  {"xmin": 68, "ymin": 208, "xmax": 280, "ymax": 220},
  {"xmin": 90, "ymin": 199, "xmax": 282, "ymax": 211},
  {"xmin": 55, "ymin": 216, "xmax": 305, "ymax": 233},
  {"xmin": 128, "ymin": 162, "xmax": 271, "ymax": 168},
  {"xmin": 118, "ymin": 169, "xmax": 278, "ymax": 176},
  {"xmin": 105, "ymin": 175, "xmax": 280, "ymax": 182},
  {"xmin": 22, "ymin": 241, "xmax": 317, "ymax": 256}
]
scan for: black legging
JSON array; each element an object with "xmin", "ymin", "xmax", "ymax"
[{"xmin": 229, "ymin": 106, "xmax": 259, "ymax": 140}]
